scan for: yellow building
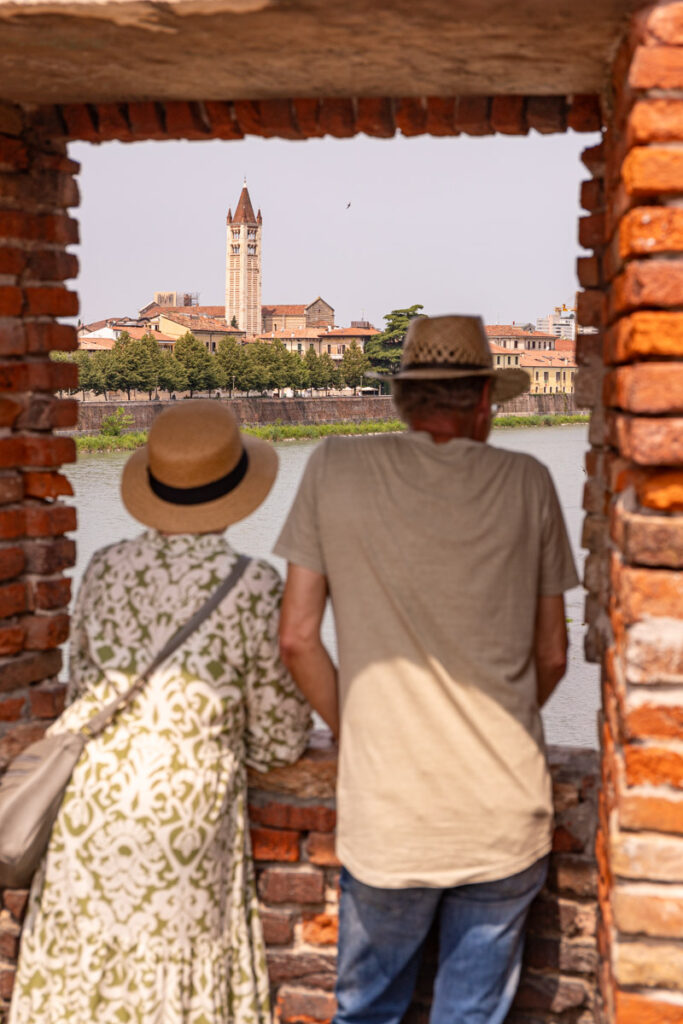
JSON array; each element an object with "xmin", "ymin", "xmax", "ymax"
[{"xmin": 520, "ymin": 352, "xmax": 576, "ymax": 394}]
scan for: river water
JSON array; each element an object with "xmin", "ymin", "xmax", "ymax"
[{"xmin": 67, "ymin": 424, "xmax": 598, "ymax": 749}]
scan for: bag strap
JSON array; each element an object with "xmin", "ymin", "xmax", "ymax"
[{"xmin": 80, "ymin": 554, "xmax": 251, "ymax": 740}]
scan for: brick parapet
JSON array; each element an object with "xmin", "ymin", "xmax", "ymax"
[
  {"xmin": 0, "ymin": 104, "xmax": 78, "ymax": 770},
  {"xmin": 581, "ymin": 6, "xmax": 683, "ymax": 1020},
  {"xmin": 0, "ymin": 735, "xmax": 598, "ymax": 1023}
]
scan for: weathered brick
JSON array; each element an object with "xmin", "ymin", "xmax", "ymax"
[
  {"xmin": 0, "ymin": 722, "xmax": 47, "ymax": 768},
  {"xmin": 305, "ymin": 831, "xmax": 340, "ymax": 867},
  {"xmin": 260, "ymin": 909, "xmax": 294, "ymax": 946},
  {"xmin": 607, "ymin": 311, "xmax": 683, "ymax": 363},
  {"xmin": 203, "ymin": 101, "xmax": 244, "ymax": 140},
  {"xmin": 577, "ymin": 255, "xmax": 601, "ymax": 288},
  {"xmin": 23, "ymin": 471, "xmax": 73, "ymax": 500},
  {"xmin": 454, "ymin": 96, "xmax": 491, "ymax": 136},
  {"xmin": 0, "ymin": 581, "xmax": 26, "ymax": 618},
  {"xmin": 0, "ymin": 919, "xmax": 20, "ymax": 960},
  {"xmin": 0, "ymin": 247, "xmax": 27, "ymax": 277},
  {"xmin": 277, "ymin": 986, "xmax": 336, "ymax": 1023},
  {"xmin": 623, "ymin": 145, "xmax": 683, "ymax": 198},
  {"xmin": 0, "ymin": 103, "xmax": 24, "ymax": 136},
  {"xmin": 17, "ymin": 395, "xmax": 79, "ymax": 431},
  {"xmin": 425, "ymin": 97, "xmax": 456, "ymax": 136},
  {"xmin": 0, "ymin": 286, "xmax": 22, "ymax": 316},
  {"xmin": 267, "ymin": 950, "xmax": 336, "ymax": 990},
  {"xmin": 258, "ymin": 100, "xmax": 302, "ymax": 140},
  {"xmin": 0, "ymin": 649, "xmax": 61, "ymax": 694},
  {"xmin": 624, "ymin": 744, "xmax": 683, "ymax": 790},
  {"xmin": 523, "ymin": 934, "xmax": 597, "ymax": 974},
  {"xmin": 630, "ymin": 45, "xmax": 683, "ymax": 90},
  {"xmin": 0, "ymin": 546, "xmax": 24, "ymax": 581},
  {"xmin": 24, "ymin": 249, "xmax": 79, "ymax": 283},
  {"xmin": 395, "ymin": 98, "xmax": 427, "ymax": 137},
  {"xmin": 513, "ymin": 970, "xmax": 591, "ymax": 1012},
  {"xmin": 613, "ymin": 882, "xmax": 683, "ymax": 938},
  {"xmin": 94, "ymin": 102, "xmax": 133, "ymax": 142},
  {"xmin": 611, "ymin": 261, "xmax": 683, "ymax": 317},
  {"xmin": 0, "ymin": 321, "xmax": 25, "ymax": 357},
  {"xmin": 258, "ymin": 867, "xmax": 324, "ymax": 905},
  {"xmin": 613, "ymin": 558, "xmax": 683, "ymax": 623},
  {"xmin": 0, "ymin": 695, "xmax": 25, "ymax": 720},
  {"xmin": 3, "ymin": 889, "xmax": 29, "ymax": 922},
  {"xmin": 0, "ymin": 506, "xmax": 24, "ymax": 538},
  {"xmin": 579, "ymin": 212, "xmax": 605, "ymax": 249},
  {"xmin": 318, "ymin": 99, "xmax": 356, "ymax": 139},
  {"xmin": 23, "ymin": 503, "xmax": 76, "ymax": 537},
  {"xmin": 28, "ymin": 684, "xmax": 66, "ymax": 719},
  {"xmin": 22, "ymin": 435, "xmax": 76, "ymax": 468},
  {"xmin": 605, "ymin": 363, "xmax": 683, "ymax": 415},
  {"xmin": 490, "ymin": 96, "xmax": 527, "ymax": 135},
  {"xmin": 301, "ymin": 912, "xmax": 338, "ymax": 946},
  {"xmin": 0, "ymin": 471, "xmax": 23, "ymax": 502},
  {"xmin": 28, "ymin": 577, "xmax": 71, "ymax": 611},
  {"xmin": 639, "ymin": 2, "xmax": 683, "ymax": 44},
  {"xmin": 23, "ymin": 612, "xmax": 70, "ymax": 650},
  {"xmin": 291, "ymin": 99, "xmax": 323, "ymax": 138},
  {"xmin": 0, "ymin": 623, "xmax": 24, "ymax": 655},
  {"xmin": 638, "ymin": 470, "xmax": 683, "ymax": 511},
  {"xmin": 126, "ymin": 102, "xmax": 167, "ymax": 140},
  {"xmin": 163, "ymin": 101, "xmax": 210, "ymax": 140},
  {"xmin": 581, "ymin": 141, "xmax": 605, "ymax": 178},
  {"xmin": 22, "ymin": 536, "xmax": 76, "ymax": 573},
  {"xmin": 250, "ymin": 827, "xmax": 300, "ymax": 863},
  {"xmin": 615, "ymin": 938, "xmax": 683, "ymax": 992},
  {"xmin": 611, "ymin": 826, "xmax": 683, "ymax": 881},
  {"xmin": 612, "ymin": 412, "xmax": 683, "ymax": 465},
  {"xmin": 249, "ymin": 800, "xmax": 336, "ymax": 832},
  {"xmin": 24, "ymin": 322, "xmax": 77, "ymax": 354},
  {"xmin": 23, "ymin": 286, "xmax": 78, "ymax": 317},
  {"xmin": 60, "ymin": 103, "xmax": 99, "ymax": 141},
  {"xmin": 613, "ymin": 498, "xmax": 683, "ymax": 567},
  {"xmin": 526, "ymin": 96, "xmax": 566, "ymax": 134},
  {"xmin": 567, "ymin": 94, "xmax": 602, "ymax": 132},
  {"xmin": 576, "ymin": 289, "xmax": 603, "ymax": 329}
]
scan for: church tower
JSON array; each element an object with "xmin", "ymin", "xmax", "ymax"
[{"xmin": 225, "ymin": 180, "xmax": 262, "ymax": 334}]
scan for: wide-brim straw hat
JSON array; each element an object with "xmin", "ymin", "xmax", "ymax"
[
  {"xmin": 121, "ymin": 400, "xmax": 278, "ymax": 534},
  {"xmin": 369, "ymin": 314, "xmax": 530, "ymax": 403}
]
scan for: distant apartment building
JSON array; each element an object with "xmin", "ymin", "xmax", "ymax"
[
  {"xmin": 485, "ymin": 325, "xmax": 557, "ymax": 350},
  {"xmin": 536, "ymin": 305, "xmax": 577, "ymax": 340}
]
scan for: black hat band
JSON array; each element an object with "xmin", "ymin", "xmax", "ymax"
[{"xmin": 148, "ymin": 448, "xmax": 250, "ymax": 506}]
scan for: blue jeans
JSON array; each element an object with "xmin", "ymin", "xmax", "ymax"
[{"xmin": 334, "ymin": 856, "xmax": 548, "ymax": 1024}]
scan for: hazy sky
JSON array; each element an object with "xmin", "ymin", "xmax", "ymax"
[{"xmin": 69, "ymin": 129, "xmax": 598, "ymax": 330}]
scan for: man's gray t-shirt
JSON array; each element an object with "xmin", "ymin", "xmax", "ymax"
[{"xmin": 274, "ymin": 431, "xmax": 579, "ymax": 888}]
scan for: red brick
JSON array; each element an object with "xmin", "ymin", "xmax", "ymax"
[
  {"xmin": 267, "ymin": 950, "xmax": 336, "ymax": 989},
  {"xmin": 490, "ymin": 95, "xmax": 527, "ymax": 134},
  {"xmin": 0, "ymin": 506, "xmax": 24, "ymax": 539},
  {"xmin": 613, "ymin": 558, "xmax": 683, "ymax": 622},
  {"xmin": 25, "ymin": 320, "xmax": 77, "ymax": 356},
  {"xmin": 0, "ymin": 286, "xmax": 22, "ymax": 316},
  {"xmin": 513, "ymin": 971, "xmax": 591, "ymax": 1012},
  {"xmin": 576, "ymin": 289, "xmax": 603, "ymax": 328},
  {"xmin": 305, "ymin": 831, "xmax": 340, "ymax": 866},
  {"xmin": 232, "ymin": 100, "xmax": 262, "ymax": 135},
  {"xmin": 29, "ymin": 577, "xmax": 71, "ymax": 610},
  {"xmin": 23, "ymin": 536, "xmax": 76, "ymax": 573},
  {"xmin": 0, "ymin": 168, "xmax": 78, "ymax": 210},
  {"xmin": 623, "ymin": 145, "xmax": 683, "ymax": 198},
  {"xmin": 0, "ymin": 321, "xmax": 25, "ymax": 357},
  {"xmin": 615, "ymin": 990, "xmax": 683, "ymax": 1024},
  {"xmin": 94, "ymin": 102, "xmax": 133, "ymax": 141},
  {"xmin": 0, "ymin": 696, "xmax": 25, "ymax": 721},
  {"xmin": 579, "ymin": 212, "xmax": 605, "ymax": 249},
  {"xmin": 580, "ymin": 178, "xmax": 604, "ymax": 212},
  {"xmin": 260, "ymin": 909, "xmax": 294, "ymax": 946},
  {"xmin": 203, "ymin": 101, "xmax": 244, "ymax": 140},
  {"xmin": 624, "ymin": 745, "xmax": 683, "ymax": 789},
  {"xmin": 619, "ymin": 788, "xmax": 683, "ymax": 835},
  {"xmin": 611, "ymin": 260, "xmax": 683, "ymax": 317},
  {"xmin": 547, "ymin": 854, "xmax": 598, "ymax": 898},
  {"xmin": 577, "ymin": 255, "xmax": 601, "ymax": 288},
  {"xmin": 0, "ymin": 581, "xmax": 26, "ymax": 618},
  {"xmin": 628, "ymin": 99, "xmax": 683, "ymax": 146},
  {"xmin": 605, "ymin": 363, "xmax": 683, "ymax": 414},
  {"xmin": 163, "ymin": 101, "xmax": 210, "ymax": 140},
  {"xmin": 24, "ymin": 249, "xmax": 79, "ymax": 282},
  {"xmin": 567, "ymin": 94, "xmax": 602, "ymax": 132},
  {"xmin": 552, "ymin": 825, "xmax": 585, "ymax": 854},
  {"xmin": 0, "ymin": 472, "xmax": 23, "ymax": 502},
  {"xmin": 0, "ymin": 211, "xmax": 77, "ymax": 245},
  {"xmin": 29, "ymin": 685, "xmax": 66, "ymax": 719},
  {"xmin": 0, "ymin": 964, "xmax": 16, "ymax": 1000},
  {"xmin": 22, "ymin": 435, "xmax": 76, "ymax": 467},
  {"xmin": 0, "ymin": 102, "xmax": 24, "ymax": 136},
  {"xmin": 0, "ymin": 247, "xmax": 27, "ymax": 276},
  {"xmin": 630, "ymin": 45, "xmax": 683, "ymax": 90},
  {"xmin": 0, "ymin": 546, "xmax": 24, "ymax": 582},
  {"xmin": 0, "ymin": 925, "xmax": 20, "ymax": 960},
  {"xmin": 258, "ymin": 867, "xmax": 324, "ymax": 905},
  {"xmin": 626, "ymin": 704, "xmax": 683, "ymax": 739},
  {"xmin": 0, "ymin": 649, "xmax": 61, "ymax": 693},
  {"xmin": 3, "ymin": 889, "xmax": 29, "ymax": 922},
  {"xmin": 318, "ymin": 99, "xmax": 356, "ymax": 139},
  {"xmin": 0, "ymin": 722, "xmax": 47, "ymax": 769},
  {"xmin": 302, "ymin": 912, "xmax": 338, "ymax": 946},
  {"xmin": 258, "ymin": 100, "xmax": 302, "ymax": 140},
  {"xmin": 612, "ymin": 412, "xmax": 683, "ymax": 466},
  {"xmin": 526, "ymin": 96, "xmax": 566, "ymax": 134},
  {"xmin": 0, "ymin": 397, "xmax": 22, "ymax": 428},
  {"xmin": 454, "ymin": 96, "xmax": 491, "ymax": 135},
  {"xmin": 250, "ymin": 826, "xmax": 300, "ymax": 863},
  {"xmin": 35, "ymin": 151, "xmax": 80, "ymax": 176},
  {"xmin": 23, "ymin": 286, "xmax": 78, "ymax": 317},
  {"xmin": 581, "ymin": 141, "xmax": 605, "ymax": 177},
  {"xmin": 291, "ymin": 99, "xmax": 323, "ymax": 138},
  {"xmin": 638, "ymin": 470, "xmax": 683, "ymax": 512},
  {"xmin": 277, "ymin": 987, "xmax": 337, "ymax": 1024},
  {"xmin": 0, "ymin": 622, "xmax": 24, "ymax": 655},
  {"xmin": 395, "ymin": 97, "xmax": 427, "ymax": 137},
  {"xmin": 23, "ymin": 471, "xmax": 73, "ymax": 499},
  {"xmin": 607, "ymin": 311, "xmax": 683, "ymax": 363},
  {"xmin": 23, "ymin": 612, "xmax": 69, "ymax": 650},
  {"xmin": 23, "ymin": 504, "xmax": 76, "ymax": 537},
  {"xmin": 17, "ymin": 395, "xmax": 79, "ymax": 431},
  {"xmin": 126, "ymin": 101, "xmax": 167, "ymax": 140},
  {"xmin": 619, "ymin": 206, "xmax": 683, "ymax": 261},
  {"xmin": 425, "ymin": 97, "xmax": 456, "ymax": 136},
  {"xmin": 0, "ymin": 137, "xmax": 28, "ymax": 172},
  {"xmin": 61, "ymin": 103, "xmax": 99, "ymax": 141},
  {"xmin": 249, "ymin": 801, "xmax": 336, "ymax": 832}
]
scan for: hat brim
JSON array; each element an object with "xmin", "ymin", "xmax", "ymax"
[
  {"xmin": 367, "ymin": 366, "xmax": 530, "ymax": 403},
  {"xmin": 120, "ymin": 434, "xmax": 278, "ymax": 534}
]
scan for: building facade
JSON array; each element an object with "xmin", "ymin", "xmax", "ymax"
[{"xmin": 225, "ymin": 181, "xmax": 262, "ymax": 334}]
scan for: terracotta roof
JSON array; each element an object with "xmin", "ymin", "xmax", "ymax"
[
  {"xmin": 78, "ymin": 337, "xmax": 116, "ymax": 351},
  {"xmin": 554, "ymin": 337, "xmax": 577, "ymax": 351},
  {"xmin": 325, "ymin": 327, "xmax": 379, "ymax": 337},
  {"xmin": 486, "ymin": 325, "xmax": 556, "ymax": 340},
  {"xmin": 162, "ymin": 312, "xmax": 244, "ymax": 333},
  {"xmin": 519, "ymin": 352, "xmax": 576, "ymax": 367},
  {"xmin": 305, "ymin": 297, "xmax": 333, "ymax": 311},
  {"xmin": 230, "ymin": 183, "xmax": 258, "ymax": 225},
  {"xmin": 261, "ymin": 304, "xmax": 307, "ymax": 316},
  {"xmin": 116, "ymin": 327, "xmax": 176, "ymax": 342},
  {"xmin": 257, "ymin": 328, "xmax": 325, "ymax": 340}
]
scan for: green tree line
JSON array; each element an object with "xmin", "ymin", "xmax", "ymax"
[{"xmin": 54, "ymin": 331, "xmax": 373, "ymax": 399}]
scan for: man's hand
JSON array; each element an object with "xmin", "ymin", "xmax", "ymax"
[
  {"xmin": 534, "ymin": 594, "xmax": 568, "ymax": 707},
  {"xmin": 279, "ymin": 564, "xmax": 340, "ymax": 739}
]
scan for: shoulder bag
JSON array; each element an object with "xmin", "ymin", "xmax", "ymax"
[{"xmin": 0, "ymin": 554, "xmax": 250, "ymax": 889}]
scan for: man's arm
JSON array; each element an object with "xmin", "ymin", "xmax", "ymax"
[
  {"xmin": 279, "ymin": 563, "xmax": 340, "ymax": 740},
  {"xmin": 534, "ymin": 594, "xmax": 568, "ymax": 707}
]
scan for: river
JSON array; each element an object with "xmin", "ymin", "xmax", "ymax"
[{"xmin": 67, "ymin": 424, "xmax": 598, "ymax": 748}]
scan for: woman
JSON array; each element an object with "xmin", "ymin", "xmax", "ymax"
[{"xmin": 9, "ymin": 401, "xmax": 311, "ymax": 1024}]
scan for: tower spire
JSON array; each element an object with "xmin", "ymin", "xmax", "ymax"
[{"xmin": 225, "ymin": 182, "xmax": 262, "ymax": 333}]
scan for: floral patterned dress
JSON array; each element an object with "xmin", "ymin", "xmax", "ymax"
[{"xmin": 9, "ymin": 530, "xmax": 311, "ymax": 1024}]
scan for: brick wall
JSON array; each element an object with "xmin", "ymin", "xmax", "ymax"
[
  {"xmin": 578, "ymin": 4, "xmax": 683, "ymax": 1021},
  {"xmin": 0, "ymin": 735, "xmax": 598, "ymax": 1023}
]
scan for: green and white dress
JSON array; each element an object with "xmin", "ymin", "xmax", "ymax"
[{"xmin": 9, "ymin": 531, "xmax": 311, "ymax": 1024}]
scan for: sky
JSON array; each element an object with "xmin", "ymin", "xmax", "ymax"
[{"xmin": 69, "ymin": 129, "xmax": 599, "ymax": 331}]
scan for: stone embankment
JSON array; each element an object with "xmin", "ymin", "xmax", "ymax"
[{"xmin": 72, "ymin": 393, "xmax": 579, "ymax": 433}]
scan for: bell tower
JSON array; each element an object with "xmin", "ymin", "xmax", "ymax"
[{"xmin": 225, "ymin": 179, "xmax": 262, "ymax": 334}]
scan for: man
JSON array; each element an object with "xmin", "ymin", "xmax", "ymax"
[{"xmin": 274, "ymin": 315, "xmax": 579, "ymax": 1024}]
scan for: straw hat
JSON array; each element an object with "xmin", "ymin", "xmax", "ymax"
[
  {"xmin": 372, "ymin": 314, "xmax": 530, "ymax": 403},
  {"xmin": 121, "ymin": 401, "xmax": 278, "ymax": 533}
]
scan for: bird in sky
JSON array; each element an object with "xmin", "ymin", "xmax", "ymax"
[{"xmin": 346, "ymin": 202, "xmax": 351, "ymax": 209}]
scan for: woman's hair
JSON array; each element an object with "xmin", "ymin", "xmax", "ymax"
[{"xmin": 392, "ymin": 377, "xmax": 488, "ymax": 424}]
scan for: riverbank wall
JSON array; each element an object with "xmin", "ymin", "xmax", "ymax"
[{"xmin": 72, "ymin": 393, "xmax": 579, "ymax": 433}]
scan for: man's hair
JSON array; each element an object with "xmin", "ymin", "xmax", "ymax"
[{"xmin": 392, "ymin": 377, "xmax": 489, "ymax": 424}]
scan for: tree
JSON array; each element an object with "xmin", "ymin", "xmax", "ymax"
[
  {"xmin": 365, "ymin": 305, "xmax": 424, "ymax": 384},
  {"xmin": 230, "ymin": 315, "xmax": 239, "ymax": 328},
  {"xmin": 287, "ymin": 349, "xmax": 310, "ymax": 393},
  {"xmin": 139, "ymin": 333, "xmax": 164, "ymax": 399},
  {"xmin": 318, "ymin": 352, "xmax": 340, "ymax": 394},
  {"xmin": 304, "ymin": 348, "xmax": 326, "ymax": 392},
  {"xmin": 215, "ymin": 337, "xmax": 244, "ymax": 395},
  {"xmin": 158, "ymin": 351, "xmax": 189, "ymax": 398},
  {"xmin": 173, "ymin": 332, "xmax": 218, "ymax": 396},
  {"xmin": 340, "ymin": 341, "xmax": 371, "ymax": 393},
  {"xmin": 108, "ymin": 332, "xmax": 159, "ymax": 400},
  {"xmin": 239, "ymin": 345, "xmax": 271, "ymax": 395}
]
